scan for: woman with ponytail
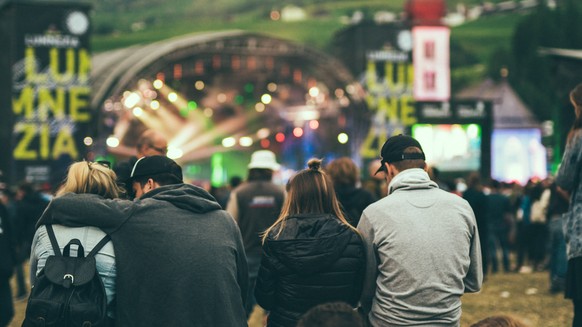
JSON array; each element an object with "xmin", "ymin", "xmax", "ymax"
[
  {"xmin": 556, "ymin": 83, "xmax": 582, "ymax": 327},
  {"xmin": 255, "ymin": 159, "xmax": 365, "ymax": 327}
]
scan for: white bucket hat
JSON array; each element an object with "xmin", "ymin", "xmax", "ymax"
[{"xmin": 248, "ymin": 150, "xmax": 280, "ymax": 170}]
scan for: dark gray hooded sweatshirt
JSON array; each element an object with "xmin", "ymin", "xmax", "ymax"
[{"xmin": 37, "ymin": 183, "xmax": 248, "ymax": 327}]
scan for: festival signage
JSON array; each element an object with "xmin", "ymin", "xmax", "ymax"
[
  {"xmin": 331, "ymin": 23, "xmax": 419, "ymax": 160},
  {"xmin": 360, "ymin": 28, "xmax": 416, "ymax": 159},
  {"xmin": 412, "ymin": 26, "xmax": 450, "ymax": 101},
  {"xmin": 0, "ymin": 2, "xmax": 92, "ymax": 184},
  {"xmin": 416, "ymin": 100, "xmax": 491, "ymax": 122}
]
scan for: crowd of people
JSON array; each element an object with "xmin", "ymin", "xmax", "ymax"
[
  {"xmin": 0, "ymin": 183, "xmax": 49, "ymax": 326},
  {"xmin": 2, "ymin": 83, "xmax": 582, "ymax": 326},
  {"xmin": 456, "ymin": 172, "xmax": 568, "ymax": 285}
]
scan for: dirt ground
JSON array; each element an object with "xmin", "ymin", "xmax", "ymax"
[{"xmin": 9, "ymin": 267, "xmax": 572, "ymax": 327}]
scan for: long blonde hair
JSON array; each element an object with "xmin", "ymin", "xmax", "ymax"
[
  {"xmin": 56, "ymin": 161, "xmax": 122, "ymax": 199},
  {"xmin": 262, "ymin": 158, "xmax": 358, "ymax": 243}
]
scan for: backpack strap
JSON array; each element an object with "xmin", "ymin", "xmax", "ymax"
[
  {"xmin": 45, "ymin": 224, "xmax": 62, "ymax": 257},
  {"xmin": 87, "ymin": 234, "xmax": 111, "ymax": 257},
  {"xmin": 46, "ymin": 224, "xmax": 110, "ymax": 258},
  {"xmin": 63, "ymin": 239, "xmax": 85, "ymax": 257}
]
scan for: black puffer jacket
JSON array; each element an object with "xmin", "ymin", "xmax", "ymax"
[
  {"xmin": 334, "ymin": 186, "xmax": 377, "ymax": 227},
  {"xmin": 255, "ymin": 214, "xmax": 365, "ymax": 327}
]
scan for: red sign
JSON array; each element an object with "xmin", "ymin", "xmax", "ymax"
[
  {"xmin": 405, "ymin": 0, "xmax": 446, "ymax": 26},
  {"xmin": 413, "ymin": 26, "xmax": 450, "ymax": 101}
]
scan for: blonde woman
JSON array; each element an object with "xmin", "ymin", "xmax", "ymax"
[
  {"xmin": 29, "ymin": 161, "xmax": 121, "ymax": 324},
  {"xmin": 255, "ymin": 159, "xmax": 365, "ymax": 327}
]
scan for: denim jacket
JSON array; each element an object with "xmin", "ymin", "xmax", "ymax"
[
  {"xmin": 30, "ymin": 224, "xmax": 116, "ymax": 318},
  {"xmin": 556, "ymin": 129, "xmax": 582, "ymax": 260}
]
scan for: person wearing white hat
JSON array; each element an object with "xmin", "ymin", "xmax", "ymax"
[
  {"xmin": 226, "ymin": 150, "xmax": 285, "ymax": 317},
  {"xmin": 247, "ymin": 150, "xmax": 281, "ymax": 171}
]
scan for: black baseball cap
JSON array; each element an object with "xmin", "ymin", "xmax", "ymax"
[
  {"xmin": 375, "ymin": 134, "xmax": 426, "ymax": 175},
  {"xmin": 130, "ymin": 155, "xmax": 183, "ymax": 182}
]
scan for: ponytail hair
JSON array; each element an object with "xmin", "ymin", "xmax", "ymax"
[{"xmin": 262, "ymin": 158, "xmax": 358, "ymax": 243}]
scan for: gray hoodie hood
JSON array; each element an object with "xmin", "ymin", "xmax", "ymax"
[
  {"xmin": 388, "ymin": 168, "xmax": 438, "ymax": 194},
  {"xmin": 141, "ymin": 183, "xmax": 222, "ymax": 214},
  {"xmin": 388, "ymin": 169, "xmax": 440, "ymax": 209}
]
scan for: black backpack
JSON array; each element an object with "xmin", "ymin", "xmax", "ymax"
[{"xmin": 23, "ymin": 224, "xmax": 111, "ymax": 327}]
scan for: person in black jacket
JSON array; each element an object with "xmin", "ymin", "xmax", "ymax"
[
  {"xmin": 255, "ymin": 158, "xmax": 365, "ymax": 327},
  {"xmin": 13, "ymin": 182, "xmax": 48, "ymax": 296},
  {"xmin": 462, "ymin": 172, "xmax": 490, "ymax": 277},
  {"xmin": 226, "ymin": 150, "xmax": 285, "ymax": 317},
  {"xmin": 326, "ymin": 157, "xmax": 376, "ymax": 227}
]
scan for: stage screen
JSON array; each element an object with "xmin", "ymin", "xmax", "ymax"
[
  {"xmin": 412, "ymin": 123, "xmax": 481, "ymax": 172},
  {"xmin": 491, "ymin": 129, "xmax": 547, "ymax": 185}
]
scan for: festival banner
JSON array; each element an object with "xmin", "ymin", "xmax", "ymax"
[
  {"xmin": 360, "ymin": 28, "xmax": 416, "ymax": 159},
  {"xmin": 1, "ymin": 2, "xmax": 92, "ymax": 185},
  {"xmin": 412, "ymin": 26, "xmax": 450, "ymax": 102}
]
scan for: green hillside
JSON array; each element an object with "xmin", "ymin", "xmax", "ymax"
[
  {"xmin": 452, "ymin": 13, "xmax": 521, "ymax": 63},
  {"xmin": 90, "ymin": 0, "xmax": 523, "ymax": 90},
  {"xmin": 91, "ymin": 0, "xmax": 403, "ymax": 52},
  {"xmin": 91, "ymin": 0, "xmax": 518, "ymax": 52}
]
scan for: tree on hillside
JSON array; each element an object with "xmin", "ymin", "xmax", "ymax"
[{"xmin": 503, "ymin": 0, "xmax": 582, "ymax": 158}]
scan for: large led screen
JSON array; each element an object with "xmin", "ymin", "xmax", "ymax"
[
  {"xmin": 491, "ymin": 129, "xmax": 547, "ymax": 185},
  {"xmin": 412, "ymin": 123, "xmax": 481, "ymax": 172}
]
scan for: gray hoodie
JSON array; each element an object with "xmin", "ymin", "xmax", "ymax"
[{"xmin": 357, "ymin": 168, "xmax": 482, "ymax": 327}]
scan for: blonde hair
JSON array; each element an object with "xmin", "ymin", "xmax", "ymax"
[
  {"xmin": 262, "ymin": 158, "xmax": 358, "ymax": 243},
  {"xmin": 56, "ymin": 161, "xmax": 122, "ymax": 199}
]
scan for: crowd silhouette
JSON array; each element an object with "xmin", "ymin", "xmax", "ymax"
[{"xmin": 2, "ymin": 82, "xmax": 582, "ymax": 327}]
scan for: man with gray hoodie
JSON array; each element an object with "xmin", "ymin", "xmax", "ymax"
[{"xmin": 357, "ymin": 135, "xmax": 482, "ymax": 327}]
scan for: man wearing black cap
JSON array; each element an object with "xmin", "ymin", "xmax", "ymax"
[
  {"xmin": 357, "ymin": 135, "xmax": 482, "ymax": 327},
  {"xmin": 114, "ymin": 129, "xmax": 168, "ymax": 199},
  {"xmin": 36, "ymin": 156, "xmax": 249, "ymax": 327}
]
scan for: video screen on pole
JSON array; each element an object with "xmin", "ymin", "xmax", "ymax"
[
  {"xmin": 491, "ymin": 129, "xmax": 547, "ymax": 185},
  {"xmin": 412, "ymin": 123, "xmax": 481, "ymax": 172}
]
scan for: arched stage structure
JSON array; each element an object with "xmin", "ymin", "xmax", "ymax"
[{"xmin": 89, "ymin": 30, "xmax": 369, "ymax": 182}]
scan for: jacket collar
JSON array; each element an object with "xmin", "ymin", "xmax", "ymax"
[{"xmin": 388, "ymin": 168, "xmax": 438, "ymax": 195}]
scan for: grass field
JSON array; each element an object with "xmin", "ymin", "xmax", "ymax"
[
  {"xmin": 461, "ymin": 271, "xmax": 572, "ymax": 326},
  {"xmin": 10, "ymin": 269, "xmax": 573, "ymax": 327}
]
